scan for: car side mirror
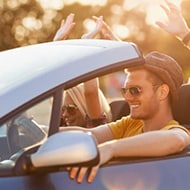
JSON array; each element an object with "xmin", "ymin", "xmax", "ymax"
[{"xmin": 29, "ymin": 130, "xmax": 99, "ymax": 168}]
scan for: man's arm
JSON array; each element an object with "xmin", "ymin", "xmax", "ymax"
[
  {"xmin": 75, "ymin": 128, "xmax": 190, "ymax": 183},
  {"xmin": 107, "ymin": 128, "xmax": 189, "ymax": 158},
  {"xmin": 60, "ymin": 124, "xmax": 114, "ymax": 144}
]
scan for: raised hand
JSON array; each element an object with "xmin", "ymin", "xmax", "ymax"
[
  {"xmin": 81, "ymin": 16, "xmax": 104, "ymax": 39},
  {"xmin": 156, "ymin": 0, "xmax": 190, "ymax": 40},
  {"xmin": 53, "ymin": 13, "xmax": 76, "ymax": 41},
  {"xmin": 92, "ymin": 16, "xmax": 121, "ymax": 41}
]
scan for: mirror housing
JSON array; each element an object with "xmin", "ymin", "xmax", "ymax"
[{"xmin": 30, "ymin": 130, "xmax": 99, "ymax": 168}]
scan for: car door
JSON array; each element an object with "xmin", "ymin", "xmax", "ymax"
[{"xmin": 1, "ymin": 153, "xmax": 190, "ymax": 190}]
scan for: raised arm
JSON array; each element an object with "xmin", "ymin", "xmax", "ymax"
[
  {"xmin": 81, "ymin": 16, "xmax": 111, "ymax": 125},
  {"xmin": 92, "ymin": 16, "xmax": 121, "ymax": 41},
  {"xmin": 81, "ymin": 16, "xmax": 103, "ymax": 39},
  {"xmin": 156, "ymin": 0, "xmax": 190, "ymax": 47},
  {"xmin": 54, "ymin": 15, "xmax": 110, "ymax": 126},
  {"xmin": 83, "ymin": 78, "xmax": 102, "ymax": 119}
]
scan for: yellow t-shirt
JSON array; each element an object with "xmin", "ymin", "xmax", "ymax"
[{"xmin": 109, "ymin": 116, "xmax": 190, "ymax": 139}]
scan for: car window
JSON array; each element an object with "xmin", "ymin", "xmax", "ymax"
[
  {"xmin": 0, "ymin": 68, "xmax": 131, "ymax": 177},
  {"xmin": 59, "ymin": 70, "xmax": 127, "ymax": 128},
  {"xmin": 99, "ymin": 70, "xmax": 126, "ymax": 102},
  {"xmin": 0, "ymin": 96, "xmax": 53, "ymax": 161}
]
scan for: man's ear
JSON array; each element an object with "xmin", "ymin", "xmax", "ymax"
[{"xmin": 158, "ymin": 84, "xmax": 170, "ymax": 101}]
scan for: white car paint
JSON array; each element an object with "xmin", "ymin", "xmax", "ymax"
[{"xmin": 0, "ymin": 39, "xmax": 141, "ymax": 119}]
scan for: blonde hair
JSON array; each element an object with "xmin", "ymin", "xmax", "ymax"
[{"xmin": 63, "ymin": 84, "xmax": 112, "ymax": 122}]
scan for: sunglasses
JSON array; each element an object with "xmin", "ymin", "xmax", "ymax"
[
  {"xmin": 121, "ymin": 86, "xmax": 142, "ymax": 97},
  {"xmin": 62, "ymin": 104, "xmax": 78, "ymax": 115}
]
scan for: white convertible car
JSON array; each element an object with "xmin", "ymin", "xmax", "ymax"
[{"xmin": 0, "ymin": 39, "xmax": 190, "ymax": 190}]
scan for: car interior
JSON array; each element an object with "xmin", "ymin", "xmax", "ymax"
[{"xmin": 0, "ymin": 79, "xmax": 190, "ymax": 177}]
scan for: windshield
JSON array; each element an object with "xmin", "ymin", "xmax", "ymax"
[{"xmin": 0, "ymin": 97, "xmax": 52, "ymax": 160}]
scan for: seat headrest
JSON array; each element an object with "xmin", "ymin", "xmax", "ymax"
[
  {"xmin": 173, "ymin": 83, "xmax": 190, "ymax": 125},
  {"xmin": 109, "ymin": 100, "xmax": 130, "ymax": 121}
]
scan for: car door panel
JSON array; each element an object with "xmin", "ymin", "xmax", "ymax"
[{"xmin": 0, "ymin": 156, "xmax": 190, "ymax": 190}]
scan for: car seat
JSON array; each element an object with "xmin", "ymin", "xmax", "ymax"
[
  {"xmin": 173, "ymin": 83, "xmax": 190, "ymax": 127},
  {"xmin": 109, "ymin": 100, "xmax": 130, "ymax": 121}
]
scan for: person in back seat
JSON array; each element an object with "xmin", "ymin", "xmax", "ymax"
[{"xmin": 54, "ymin": 14, "xmax": 114, "ymax": 128}]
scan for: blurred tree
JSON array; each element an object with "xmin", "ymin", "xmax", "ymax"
[
  {"xmin": 0, "ymin": 0, "xmax": 190, "ymax": 79},
  {"xmin": 0, "ymin": 0, "xmax": 44, "ymax": 50}
]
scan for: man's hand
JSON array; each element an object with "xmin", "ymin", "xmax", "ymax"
[
  {"xmin": 68, "ymin": 166, "xmax": 99, "ymax": 183},
  {"xmin": 68, "ymin": 141, "xmax": 114, "ymax": 183}
]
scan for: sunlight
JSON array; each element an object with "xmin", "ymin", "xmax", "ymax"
[
  {"xmin": 22, "ymin": 16, "xmax": 42, "ymax": 30},
  {"xmin": 15, "ymin": 25, "xmax": 26, "ymax": 41},
  {"xmin": 36, "ymin": 0, "xmax": 184, "ymax": 27},
  {"xmin": 124, "ymin": 0, "xmax": 183, "ymax": 26},
  {"xmin": 83, "ymin": 18, "xmax": 96, "ymax": 33},
  {"xmin": 82, "ymin": 18, "xmax": 129, "ymax": 39},
  {"xmin": 64, "ymin": 0, "xmax": 107, "ymax": 6},
  {"xmin": 38, "ymin": 0, "xmax": 107, "ymax": 8},
  {"xmin": 6, "ymin": 0, "xmax": 29, "ymax": 9},
  {"xmin": 37, "ymin": 0, "xmax": 64, "ymax": 10},
  {"xmin": 113, "ymin": 24, "xmax": 129, "ymax": 39}
]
